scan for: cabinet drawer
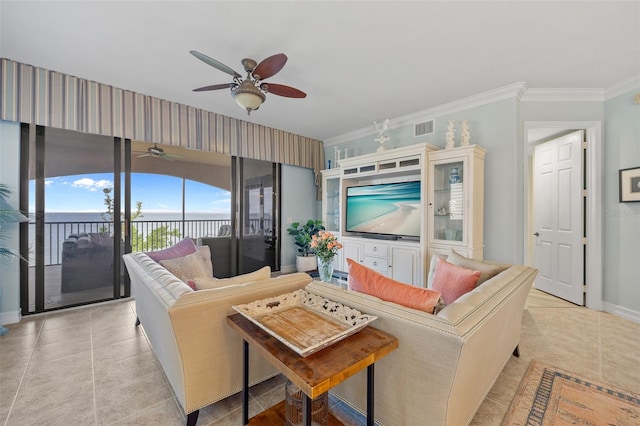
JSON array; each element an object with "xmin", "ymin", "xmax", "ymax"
[
  {"xmin": 362, "ymin": 255, "xmax": 388, "ymax": 273},
  {"xmin": 363, "ymin": 241, "xmax": 388, "ymax": 257}
]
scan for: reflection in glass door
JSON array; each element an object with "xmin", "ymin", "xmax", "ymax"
[
  {"xmin": 235, "ymin": 158, "xmax": 280, "ymax": 274},
  {"xmin": 25, "ymin": 126, "xmax": 127, "ymax": 313}
]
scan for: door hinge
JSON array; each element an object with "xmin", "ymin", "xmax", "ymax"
[
  {"xmin": 582, "ymin": 141, "xmax": 588, "ymax": 149},
  {"xmin": 583, "ymin": 284, "xmax": 587, "ymax": 293},
  {"xmin": 582, "ymin": 237, "xmax": 587, "ymax": 245},
  {"xmin": 582, "ymin": 189, "xmax": 587, "ymax": 197}
]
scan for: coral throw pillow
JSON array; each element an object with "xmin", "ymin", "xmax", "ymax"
[
  {"xmin": 146, "ymin": 238, "xmax": 197, "ymax": 263},
  {"xmin": 346, "ymin": 258, "xmax": 441, "ymax": 314},
  {"xmin": 431, "ymin": 257, "xmax": 480, "ymax": 305}
]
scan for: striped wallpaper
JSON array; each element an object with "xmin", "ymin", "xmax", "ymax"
[{"xmin": 0, "ymin": 58, "xmax": 325, "ymax": 198}]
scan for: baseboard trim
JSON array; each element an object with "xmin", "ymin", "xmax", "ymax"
[
  {"xmin": 280, "ymin": 264, "xmax": 297, "ymax": 274},
  {"xmin": 0, "ymin": 309, "xmax": 21, "ymax": 325},
  {"xmin": 603, "ymin": 302, "xmax": 640, "ymax": 324}
]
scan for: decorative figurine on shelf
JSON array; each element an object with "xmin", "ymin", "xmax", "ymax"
[
  {"xmin": 374, "ymin": 119, "xmax": 390, "ymax": 152},
  {"xmin": 334, "ymin": 146, "xmax": 341, "ymax": 165},
  {"xmin": 343, "ymin": 148, "xmax": 349, "ymax": 159},
  {"xmin": 445, "ymin": 120, "xmax": 456, "ymax": 149},
  {"xmin": 449, "ymin": 167, "xmax": 462, "ymax": 184},
  {"xmin": 460, "ymin": 119, "xmax": 470, "ymax": 146}
]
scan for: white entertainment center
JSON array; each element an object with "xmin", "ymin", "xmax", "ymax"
[{"xmin": 321, "ymin": 143, "xmax": 485, "ymax": 287}]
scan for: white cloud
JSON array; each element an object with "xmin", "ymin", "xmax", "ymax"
[
  {"xmin": 44, "ymin": 180, "xmax": 54, "ymax": 186},
  {"xmin": 72, "ymin": 178, "xmax": 113, "ymax": 192}
]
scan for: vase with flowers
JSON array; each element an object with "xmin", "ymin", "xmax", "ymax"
[{"xmin": 310, "ymin": 230, "xmax": 343, "ymax": 282}]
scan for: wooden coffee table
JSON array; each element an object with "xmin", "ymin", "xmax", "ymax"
[{"xmin": 226, "ymin": 313, "xmax": 398, "ymax": 426}]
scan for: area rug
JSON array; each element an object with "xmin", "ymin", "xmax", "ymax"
[{"xmin": 502, "ymin": 360, "xmax": 640, "ymax": 425}]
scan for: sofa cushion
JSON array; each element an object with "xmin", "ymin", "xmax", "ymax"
[
  {"xmin": 146, "ymin": 237, "xmax": 197, "ymax": 263},
  {"xmin": 447, "ymin": 250, "xmax": 502, "ymax": 286},
  {"xmin": 192, "ymin": 266, "xmax": 271, "ymax": 290},
  {"xmin": 196, "ymin": 245, "xmax": 214, "ymax": 277},
  {"xmin": 159, "ymin": 251, "xmax": 210, "ymax": 283},
  {"xmin": 431, "ymin": 257, "xmax": 480, "ymax": 304},
  {"xmin": 346, "ymin": 258, "xmax": 441, "ymax": 313},
  {"xmin": 76, "ymin": 236, "xmax": 92, "ymax": 249}
]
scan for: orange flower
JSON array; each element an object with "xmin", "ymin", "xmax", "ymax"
[{"xmin": 312, "ymin": 230, "xmax": 342, "ymax": 260}]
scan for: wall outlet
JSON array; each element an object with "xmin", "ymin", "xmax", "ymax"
[{"xmin": 286, "ymin": 217, "xmax": 293, "ymax": 224}]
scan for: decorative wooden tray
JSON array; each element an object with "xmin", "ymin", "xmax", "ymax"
[{"xmin": 233, "ymin": 290, "xmax": 377, "ymax": 357}]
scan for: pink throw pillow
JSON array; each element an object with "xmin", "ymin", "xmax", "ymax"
[
  {"xmin": 431, "ymin": 257, "xmax": 480, "ymax": 305},
  {"xmin": 346, "ymin": 258, "xmax": 441, "ymax": 314},
  {"xmin": 145, "ymin": 238, "xmax": 197, "ymax": 263}
]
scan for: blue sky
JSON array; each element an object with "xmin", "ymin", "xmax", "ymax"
[{"xmin": 33, "ymin": 173, "xmax": 231, "ymax": 214}]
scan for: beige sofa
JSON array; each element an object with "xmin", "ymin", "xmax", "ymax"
[
  {"xmin": 305, "ymin": 261, "xmax": 538, "ymax": 426},
  {"xmin": 122, "ymin": 251, "xmax": 312, "ymax": 426}
]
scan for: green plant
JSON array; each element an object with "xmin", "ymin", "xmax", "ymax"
[
  {"xmin": 286, "ymin": 219, "xmax": 325, "ymax": 256},
  {"xmin": 101, "ymin": 187, "xmax": 143, "ymax": 225}
]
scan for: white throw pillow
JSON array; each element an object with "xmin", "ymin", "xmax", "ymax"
[
  {"xmin": 160, "ymin": 251, "xmax": 210, "ymax": 283},
  {"xmin": 193, "ymin": 266, "xmax": 271, "ymax": 290},
  {"xmin": 446, "ymin": 249, "xmax": 502, "ymax": 286}
]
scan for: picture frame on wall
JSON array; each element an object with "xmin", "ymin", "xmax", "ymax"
[{"xmin": 619, "ymin": 167, "xmax": 640, "ymax": 202}]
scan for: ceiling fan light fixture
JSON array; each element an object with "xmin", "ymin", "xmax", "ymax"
[
  {"xmin": 232, "ymin": 80, "xmax": 266, "ymax": 115},
  {"xmin": 191, "ymin": 51, "xmax": 304, "ymax": 114}
]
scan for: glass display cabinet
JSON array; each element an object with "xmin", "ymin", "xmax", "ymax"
[
  {"xmin": 321, "ymin": 168, "xmax": 341, "ymax": 233},
  {"xmin": 427, "ymin": 145, "xmax": 486, "ymax": 261}
]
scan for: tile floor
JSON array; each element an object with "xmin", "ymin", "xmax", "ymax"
[{"xmin": 1, "ymin": 289, "xmax": 639, "ymax": 426}]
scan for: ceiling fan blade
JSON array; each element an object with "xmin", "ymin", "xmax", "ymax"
[
  {"xmin": 262, "ymin": 83, "xmax": 307, "ymax": 98},
  {"xmin": 190, "ymin": 50, "xmax": 241, "ymax": 78},
  {"xmin": 253, "ymin": 53, "xmax": 287, "ymax": 80},
  {"xmin": 193, "ymin": 83, "xmax": 235, "ymax": 92}
]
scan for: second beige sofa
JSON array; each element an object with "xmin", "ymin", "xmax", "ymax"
[{"xmin": 306, "ymin": 262, "xmax": 537, "ymax": 425}]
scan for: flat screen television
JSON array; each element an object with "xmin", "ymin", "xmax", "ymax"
[{"xmin": 345, "ymin": 181, "xmax": 421, "ymax": 238}]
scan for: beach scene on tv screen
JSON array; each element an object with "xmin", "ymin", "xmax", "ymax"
[{"xmin": 346, "ymin": 181, "xmax": 421, "ymax": 237}]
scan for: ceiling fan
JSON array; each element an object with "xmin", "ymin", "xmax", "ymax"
[
  {"xmin": 190, "ymin": 50, "xmax": 307, "ymax": 115},
  {"xmin": 135, "ymin": 144, "xmax": 183, "ymax": 161}
]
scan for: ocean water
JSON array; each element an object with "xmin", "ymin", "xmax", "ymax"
[
  {"xmin": 30, "ymin": 212, "xmax": 231, "ymax": 265},
  {"xmin": 345, "ymin": 182, "xmax": 421, "ymax": 232}
]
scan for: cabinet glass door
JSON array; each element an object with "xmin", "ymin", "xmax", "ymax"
[
  {"xmin": 432, "ymin": 160, "xmax": 465, "ymax": 242},
  {"xmin": 324, "ymin": 175, "xmax": 341, "ymax": 232}
]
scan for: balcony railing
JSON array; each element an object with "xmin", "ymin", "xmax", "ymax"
[{"xmin": 33, "ymin": 219, "xmax": 234, "ymax": 266}]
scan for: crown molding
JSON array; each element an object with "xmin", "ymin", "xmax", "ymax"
[
  {"xmin": 323, "ymin": 75, "xmax": 639, "ymax": 147},
  {"xmin": 605, "ymin": 75, "xmax": 640, "ymax": 100},
  {"xmin": 520, "ymin": 88, "xmax": 605, "ymax": 102},
  {"xmin": 323, "ymin": 82, "xmax": 527, "ymax": 146}
]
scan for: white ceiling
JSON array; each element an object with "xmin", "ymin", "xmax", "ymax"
[{"xmin": 1, "ymin": 1, "xmax": 639, "ymax": 142}]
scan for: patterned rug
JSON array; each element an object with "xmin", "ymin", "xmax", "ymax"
[{"xmin": 502, "ymin": 360, "xmax": 640, "ymax": 425}]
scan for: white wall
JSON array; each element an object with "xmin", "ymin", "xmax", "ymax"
[
  {"xmin": 324, "ymin": 90, "xmax": 640, "ymax": 317},
  {"xmin": 0, "ymin": 120, "xmax": 22, "ymax": 325},
  {"xmin": 280, "ymin": 164, "xmax": 318, "ymax": 272},
  {"xmin": 603, "ymin": 89, "xmax": 640, "ymax": 315}
]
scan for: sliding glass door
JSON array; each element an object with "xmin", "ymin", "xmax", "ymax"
[
  {"xmin": 23, "ymin": 126, "xmax": 128, "ymax": 314},
  {"xmin": 20, "ymin": 126, "xmax": 282, "ymax": 314},
  {"xmin": 234, "ymin": 157, "xmax": 280, "ymax": 274}
]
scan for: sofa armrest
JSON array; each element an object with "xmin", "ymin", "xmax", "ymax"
[{"xmin": 168, "ymin": 273, "xmax": 312, "ymax": 414}]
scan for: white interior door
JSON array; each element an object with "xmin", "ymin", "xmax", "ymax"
[{"xmin": 533, "ymin": 131, "xmax": 584, "ymax": 305}]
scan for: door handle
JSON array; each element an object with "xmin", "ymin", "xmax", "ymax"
[{"xmin": 533, "ymin": 232, "xmax": 540, "ymax": 237}]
